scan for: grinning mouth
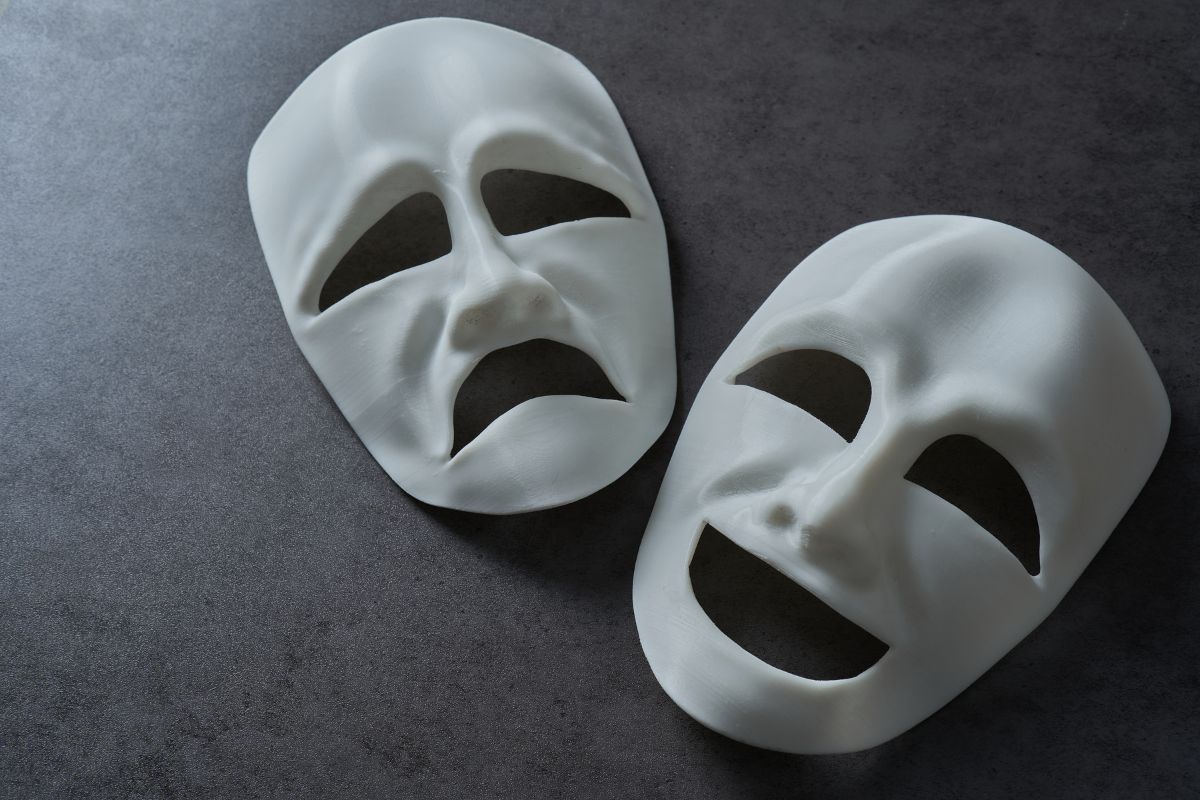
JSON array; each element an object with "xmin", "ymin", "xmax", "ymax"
[
  {"xmin": 450, "ymin": 338, "xmax": 625, "ymax": 456},
  {"xmin": 689, "ymin": 523, "xmax": 888, "ymax": 680}
]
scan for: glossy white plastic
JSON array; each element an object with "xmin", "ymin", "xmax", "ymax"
[
  {"xmin": 247, "ymin": 19, "xmax": 674, "ymax": 513},
  {"xmin": 633, "ymin": 216, "xmax": 1169, "ymax": 753}
]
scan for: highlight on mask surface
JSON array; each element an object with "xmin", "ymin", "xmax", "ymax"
[
  {"xmin": 632, "ymin": 215, "xmax": 1169, "ymax": 754},
  {"xmin": 247, "ymin": 18, "xmax": 675, "ymax": 513}
]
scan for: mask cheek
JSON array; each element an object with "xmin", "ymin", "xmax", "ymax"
[
  {"xmin": 692, "ymin": 386, "xmax": 849, "ymax": 497},
  {"xmin": 298, "ymin": 270, "xmax": 455, "ymax": 450},
  {"xmin": 506, "ymin": 220, "xmax": 672, "ymax": 405},
  {"xmin": 889, "ymin": 482, "xmax": 1043, "ymax": 653}
]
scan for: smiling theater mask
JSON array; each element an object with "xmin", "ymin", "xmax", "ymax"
[
  {"xmin": 247, "ymin": 18, "xmax": 675, "ymax": 513},
  {"xmin": 633, "ymin": 215, "xmax": 1169, "ymax": 753}
]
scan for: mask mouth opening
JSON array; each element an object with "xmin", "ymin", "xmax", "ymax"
[
  {"xmin": 689, "ymin": 523, "xmax": 889, "ymax": 680},
  {"xmin": 450, "ymin": 338, "xmax": 626, "ymax": 456}
]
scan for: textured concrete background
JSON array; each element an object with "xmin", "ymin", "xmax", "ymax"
[{"xmin": 2, "ymin": 1, "xmax": 1198, "ymax": 797}]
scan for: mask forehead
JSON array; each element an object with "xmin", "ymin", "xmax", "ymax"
[
  {"xmin": 836, "ymin": 220, "xmax": 1094, "ymax": 396},
  {"xmin": 249, "ymin": 19, "xmax": 648, "ymax": 308},
  {"xmin": 634, "ymin": 216, "xmax": 1168, "ymax": 753},
  {"xmin": 335, "ymin": 23, "xmax": 637, "ymax": 169},
  {"xmin": 753, "ymin": 218, "xmax": 1086, "ymax": 378}
]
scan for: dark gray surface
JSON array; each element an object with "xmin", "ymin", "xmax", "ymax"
[{"xmin": 2, "ymin": 1, "xmax": 1198, "ymax": 797}]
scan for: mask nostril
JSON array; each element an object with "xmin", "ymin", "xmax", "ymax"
[
  {"xmin": 459, "ymin": 305, "xmax": 490, "ymax": 329},
  {"xmin": 764, "ymin": 502, "xmax": 796, "ymax": 529}
]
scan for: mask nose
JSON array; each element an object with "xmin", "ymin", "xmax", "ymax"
[
  {"xmin": 448, "ymin": 254, "xmax": 566, "ymax": 351},
  {"xmin": 756, "ymin": 466, "xmax": 879, "ymax": 586}
]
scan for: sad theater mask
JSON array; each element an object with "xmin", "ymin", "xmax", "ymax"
[{"xmin": 248, "ymin": 19, "xmax": 675, "ymax": 513}]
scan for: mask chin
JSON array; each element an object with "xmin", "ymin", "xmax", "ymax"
[
  {"xmin": 247, "ymin": 19, "xmax": 676, "ymax": 513},
  {"xmin": 633, "ymin": 215, "xmax": 1169, "ymax": 753}
]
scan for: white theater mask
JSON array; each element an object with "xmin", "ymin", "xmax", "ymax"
[
  {"xmin": 633, "ymin": 216, "xmax": 1169, "ymax": 753},
  {"xmin": 248, "ymin": 19, "xmax": 675, "ymax": 513}
]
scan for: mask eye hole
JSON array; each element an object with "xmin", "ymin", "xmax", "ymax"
[
  {"xmin": 734, "ymin": 349, "xmax": 871, "ymax": 442},
  {"xmin": 318, "ymin": 192, "xmax": 452, "ymax": 312},
  {"xmin": 904, "ymin": 435, "xmax": 1041, "ymax": 575},
  {"xmin": 481, "ymin": 169, "xmax": 630, "ymax": 236}
]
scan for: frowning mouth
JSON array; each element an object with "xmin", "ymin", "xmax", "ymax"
[
  {"xmin": 450, "ymin": 338, "xmax": 625, "ymax": 456},
  {"xmin": 689, "ymin": 522, "xmax": 889, "ymax": 680}
]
